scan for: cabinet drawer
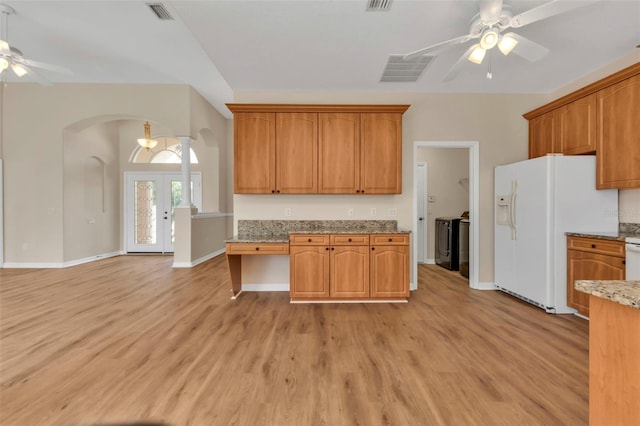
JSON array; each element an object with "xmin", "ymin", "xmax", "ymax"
[
  {"xmin": 567, "ymin": 237, "xmax": 625, "ymax": 258},
  {"xmin": 330, "ymin": 234, "xmax": 370, "ymax": 245},
  {"xmin": 289, "ymin": 234, "xmax": 330, "ymax": 245},
  {"xmin": 226, "ymin": 242, "xmax": 289, "ymax": 255},
  {"xmin": 370, "ymin": 234, "xmax": 409, "ymax": 245}
]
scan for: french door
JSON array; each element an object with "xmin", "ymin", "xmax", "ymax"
[{"xmin": 124, "ymin": 172, "xmax": 202, "ymax": 253}]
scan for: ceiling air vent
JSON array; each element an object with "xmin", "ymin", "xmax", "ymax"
[
  {"xmin": 380, "ymin": 55, "xmax": 434, "ymax": 82},
  {"xmin": 367, "ymin": 0, "xmax": 392, "ymax": 12},
  {"xmin": 147, "ymin": 3, "xmax": 174, "ymax": 20}
]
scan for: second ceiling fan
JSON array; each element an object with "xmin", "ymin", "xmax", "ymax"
[{"xmin": 403, "ymin": 0, "xmax": 598, "ymax": 81}]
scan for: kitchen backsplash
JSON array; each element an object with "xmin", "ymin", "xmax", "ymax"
[{"xmin": 620, "ymin": 223, "xmax": 640, "ymax": 234}]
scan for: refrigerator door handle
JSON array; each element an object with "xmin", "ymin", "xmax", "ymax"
[{"xmin": 509, "ymin": 180, "xmax": 518, "ymax": 240}]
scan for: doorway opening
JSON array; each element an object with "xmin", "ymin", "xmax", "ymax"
[
  {"xmin": 413, "ymin": 141, "xmax": 479, "ymax": 290},
  {"xmin": 124, "ymin": 172, "xmax": 202, "ymax": 253}
]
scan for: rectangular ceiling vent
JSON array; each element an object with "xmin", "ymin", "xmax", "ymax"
[
  {"xmin": 367, "ymin": 0, "xmax": 392, "ymax": 12},
  {"xmin": 380, "ymin": 55, "xmax": 434, "ymax": 82},
  {"xmin": 147, "ymin": 3, "xmax": 174, "ymax": 20}
]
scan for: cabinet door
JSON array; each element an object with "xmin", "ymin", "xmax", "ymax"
[
  {"xmin": 276, "ymin": 113, "xmax": 318, "ymax": 194},
  {"xmin": 528, "ymin": 111, "xmax": 558, "ymax": 159},
  {"xmin": 566, "ymin": 250, "xmax": 626, "ymax": 317},
  {"xmin": 318, "ymin": 113, "xmax": 360, "ymax": 194},
  {"xmin": 290, "ymin": 246, "xmax": 330, "ymax": 298},
  {"xmin": 234, "ymin": 112, "xmax": 276, "ymax": 193},
  {"xmin": 596, "ymin": 74, "xmax": 640, "ymax": 189},
  {"xmin": 370, "ymin": 245, "xmax": 409, "ymax": 298},
  {"xmin": 559, "ymin": 94, "xmax": 596, "ymax": 155},
  {"xmin": 330, "ymin": 246, "xmax": 370, "ymax": 298},
  {"xmin": 360, "ymin": 113, "xmax": 402, "ymax": 194}
]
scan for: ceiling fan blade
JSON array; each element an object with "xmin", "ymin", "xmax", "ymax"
[
  {"xmin": 443, "ymin": 45, "xmax": 479, "ymax": 82},
  {"xmin": 19, "ymin": 64, "xmax": 53, "ymax": 86},
  {"xmin": 509, "ymin": 0, "xmax": 600, "ymax": 28},
  {"xmin": 0, "ymin": 39, "xmax": 9, "ymax": 55},
  {"xmin": 504, "ymin": 32, "xmax": 550, "ymax": 62},
  {"xmin": 20, "ymin": 58, "xmax": 72, "ymax": 75},
  {"xmin": 403, "ymin": 34, "xmax": 476, "ymax": 61},
  {"xmin": 479, "ymin": 0, "xmax": 504, "ymax": 23}
]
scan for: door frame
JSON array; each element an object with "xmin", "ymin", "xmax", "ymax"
[
  {"xmin": 123, "ymin": 171, "xmax": 202, "ymax": 253},
  {"xmin": 416, "ymin": 162, "xmax": 427, "ymax": 264},
  {"xmin": 413, "ymin": 141, "xmax": 479, "ymax": 290}
]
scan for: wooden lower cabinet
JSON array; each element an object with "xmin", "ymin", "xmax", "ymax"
[
  {"xmin": 566, "ymin": 236, "xmax": 625, "ymax": 316},
  {"xmin": 289, "ymin": 246, "xmax": 330, "ymax": 298},
  {"xmin": 370, "ymin": 245, "xmax": 410, "ymax": 298},
  {"xmin": 330, "ymin": 246, "xmax": 370, "ymax": 298},
  {"xmin": 290, "ymin": 233, "xmax": 409, "ymax": 300}
]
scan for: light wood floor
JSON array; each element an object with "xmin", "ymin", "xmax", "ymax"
[{"xmin": 0, "ymin": 256, "xmax": 589, "ymax": 426}]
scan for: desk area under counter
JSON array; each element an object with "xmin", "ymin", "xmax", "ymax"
[{"xmin": 225, "ymin": 220, "xmax": 410, "ymax": 302}]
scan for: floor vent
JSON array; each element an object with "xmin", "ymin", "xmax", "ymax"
[
  {"xmin": 380, "ymin": 55, "xmax": 434, "ymax": 82},
  {"xmin": 147, "ymin": 3, "xmax": 174, "ymax": 20},
  {"xmin": 367, "ymin": 0, "xmax": 392, "ymax": 12}
]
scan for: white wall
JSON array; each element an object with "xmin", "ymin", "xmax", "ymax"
[
  {"xmin": 417, "ymin": 148, "xmax": 469, "ymax": 260},
  {"xmin": 63, "ymin": 121, "xmax": 120, "ymax": 262}
]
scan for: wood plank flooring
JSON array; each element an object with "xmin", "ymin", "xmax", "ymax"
[{"xmin": 0, "ymin": 256, "xmax": 589, "ymax": 425}]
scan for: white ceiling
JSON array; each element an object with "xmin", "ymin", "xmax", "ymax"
[{"xmin": 2, "ymin": 0, "xmax": 639, "ymax": 118}]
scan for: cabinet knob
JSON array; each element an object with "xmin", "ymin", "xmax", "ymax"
[
  {"xmin": 308, "ymin": 238, "xmax": 312, "ymax": 242},
  {"xmin": 371, "ymin": 247, "xmax": 375, "ymax": 251},
  {"xmin": 331, "ymin": 247, "xmax": 334, "ymax": 251},
  {"xmin": 356, "ymin": 190, "xmax": 360, "ymax": 193},
  {"xmin": 325, "ymin": 247, "xmax": 329, "ymax": 251},
  {"xmin": 271, "ymin": 190, "xmax": 275, "ymax": 193},
  {"xmin": 591, "ymin": 244, "xmax": 596, "ymax": 248},
  {"xmin": 348, "ymin": 238, "xmax": 352, "ymax": 242},
  {"xmin": 623, "ymin": 260, "xmax": 626, "ymax": 265},
  {"xmin": 361, "ymin": 190, "xmax": 365, "ymax": 193},
  {"xmin": 276, "ymin": 190, "xmax": 280, "ymax": 194},
  {"xmin": 389, "ymin": 238, "xmax": 393, "ymax": 242},
  {"xmin": 255, "ymin": 247, "xmax": 260, "ymax": 251}
]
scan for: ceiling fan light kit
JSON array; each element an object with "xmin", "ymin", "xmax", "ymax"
[
  {"xmin": 468, "ymin": 45, "xmax": 486, "ymax": 64},
  {"xmin": 497, "ymin": 34, "xmax": 518, "ymax": 55},
  {"xmin": 479, "ymin": 28, "xmax": 499, "ymax": 50}
]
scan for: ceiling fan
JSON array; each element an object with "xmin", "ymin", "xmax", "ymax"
[
  {"xmin": 0, "ymin": 3, "xmax": 70, "ymax": 85},
  {"xmin": 403, "ymin": 0, "xmax": 597, "ymax": 81}
]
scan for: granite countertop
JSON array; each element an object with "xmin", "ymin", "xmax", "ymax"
[
  {"xmin": 565, "ymin": 231, "xmax": 639, "ymax": 242},
  {"xmin": 575, "ymin": 280, "xmax": 640, "ymax": 310},
  {"xmin": 566, "ymin": 223, "xmax": 640, "ymax": 242},
  {"xmin": 226, "ymin": 220, "xmax": 410, "ymax": 243}
]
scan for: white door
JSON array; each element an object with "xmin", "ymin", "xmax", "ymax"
[
  {"xmin": 125, "ymin": 172, "xmax": 202, "ymax": 253},
  {"xmin": 416, "ymin": 163, "xmax": 427, "ymax": 263}
]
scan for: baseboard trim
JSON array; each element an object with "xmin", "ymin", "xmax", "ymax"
[
  {"xmin": 475, "ymin": 281, "xmax": 498, "ymax": 290},
  {"xmin": 291, "ymin": 299, "xmax": 408, "ymax": 304},
  {"xmin": 242, "ymin": 283, "xmax": 289, "ymax": 292},
  {"xmin": 3, "ymin": 251, "xmax": 124, "ymax": 268},
  {"xmin": 172, "ymin": 248, "xmax": 226, "ymax": 268}
]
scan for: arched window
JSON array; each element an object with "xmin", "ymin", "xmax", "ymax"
[{"xmin": 130, "ymin": 137, "xmax": 199, "ymax": 164}]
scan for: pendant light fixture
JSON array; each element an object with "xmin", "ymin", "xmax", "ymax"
[{"xmin": 137, "ymin": 121, "xmax": 158, "ymax": 150}]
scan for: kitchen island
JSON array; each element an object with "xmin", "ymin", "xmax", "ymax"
[
  {"xmin": 575, "ymin": 279, "xmax": 640, "ymax": 426},
  {"xmin": 226, "ymin": 220, "xmax": 410, "ymax": 301}
]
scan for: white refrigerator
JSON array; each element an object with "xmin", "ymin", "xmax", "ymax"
[{"xmin": 494, "ymin": 155, "xmax": 618, "ymax": 314}]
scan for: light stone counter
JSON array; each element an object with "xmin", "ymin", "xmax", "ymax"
[{"xmin": 575, "ymin": 280, "xmax": 640, "ymax": 310}]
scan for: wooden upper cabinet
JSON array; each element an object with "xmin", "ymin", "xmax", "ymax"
[
  {"xmin": 276, "ymin": 113, "xmax": 318, "ymax": 193},
  {"xmin": 234, "ymin": 112, "xmax": 276, "ymax": 194},
  {"xmin": 361, "ymin": 113, "xmax": 402, "ymax": 194},
  {"xmin": 596, "ymin": 73, "xmax": 640, "ymax": 189},
  {"xmin": 528, "ymin": 111, "xmax": 558, "ymax": 159},
  {"xmin": 228, "ymin": 104, "xmax": 409, "ymax": 194},
  {"xmin": 318, "ymin": 112, "xmax": 360, "ymax": 194},
  {"xmin": 557, "ymin": 94, "xmax": 597, "ymax": 155}
]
